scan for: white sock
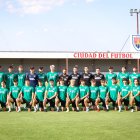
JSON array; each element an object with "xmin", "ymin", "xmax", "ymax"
[
  {"xmin": 8, "ymin": 106, "xmax": 11, "ymax": 111},
  {"xmin": 86, "ymin": 107, "xmax": 89, "ymax": 109},
  {"xmin": 44, "ymin": 107, "xmax": 46, "ymax": 110},
  {"xmin": 119, "ymin": 106, "xmax": 121, "ymax": 111},
  {"xmin": 18, "ymin": 107, "xmax": 21, "ymax": 111},
  {"xmin": 56, "ymin": 107, "xmax": 59, "ymax": 110},
  {"xmin": 34, "ymin": 107, "xmax": 37, "ymax": 111},
  {"xmin": 77, "ymin": 107, "xmax": 79, "ymax": 110},
  {"xmin": 106, "ymin": 105, "xmax": 109, "ymax": 110},
  {"xmin": 66, "ymin": 108, "xmax": 69, "ymax": 111},
  {"xmin": 97, "ymin": 105, "xmax": 99, "ymax": 109},
  {"xmin": 36, "ymin": 104, "xmax": 39, "ymax": 109}
]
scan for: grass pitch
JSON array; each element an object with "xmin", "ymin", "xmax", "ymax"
[{"xmin": 0, "ymin": 110, "xmax": 140, "ymax": 140}]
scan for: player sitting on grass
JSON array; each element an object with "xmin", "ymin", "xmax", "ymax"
[
  {"xmin": 7, "ymin": 79, "xmax": 21, "ymax": 112},
  {"xmin": 16, "ymin": 78, "xmax": 34, "ymax": 112},
  {"xmin": 89, "ymin": 79, "xmax": 99, "ymax": 110},
  {"xmin": 130, "ymin": 78, "xmax": 140, "ymax": 112},
  {"xmin": 43, "ymin": 79, "xmax": 58, "ymax": 112},
  {"xmin": 106, "ymin": 78, "xmax": 120, "ymax": 111},
  {"xmin": 0, "ymin": 81, "xmax": 8, "ymax": 111},
  {"xmin": 76, "ymin": 79, "xmax": 90, "ymax": 112},
  {"xmin": 33, "ymin": 80, "xmax": 46, "ymax": 112},
  {"xmin": 118, "ymin": 78, "xmax": 131, "ymax": 112},
  {"xmin": 55, "ymin": 79, "xmax": 67, "ymax": 111},
  {"xmin": 95, "ymin": 79, "xmax": 108, "ymax": 112},
  {"xmin": 66, "ymin": 79, "xmax": 79, "ymax": 112}
]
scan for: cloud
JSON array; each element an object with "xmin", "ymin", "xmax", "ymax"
[
  {"xmin": 4, "ymin": 0, "xmax": 95, "ymax": 15},
  {"xmin": 16, "ymin": 31, "xmax": 24, "ymax": 37}
]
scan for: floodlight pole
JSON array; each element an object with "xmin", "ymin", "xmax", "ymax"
[{"xmin": 130, "ymin": 9, "xmax": 140, "ymax": 72}]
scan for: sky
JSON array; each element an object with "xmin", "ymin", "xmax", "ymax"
[{"xmin": 0, "ymin": 0, "xmax": 139, "ymax": 52}]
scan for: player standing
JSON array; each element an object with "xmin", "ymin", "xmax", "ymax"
[
  {"xmin": 59, "ymin": 68, "xmax": 69, "ymax": 86},
  {"xmin": 0, "ymin": 66, "xmax": 6, "ymax": 87}
]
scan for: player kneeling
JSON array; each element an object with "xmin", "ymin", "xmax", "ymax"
[
  {"xmin": 76, "ymin": 79, "xmax": 90, "ymax": 112},
  {"xmin": 106, "ymin": 78, "xmax": 120, "ymax": 111},
  {"xmin": 7, "ymin": 79, "xmax": 21, "ymax": 112},
  {"xmin": 0, "ymin": 81, "xmax": 8, "ymax": 111},
  {"xmin": 16, "ymin": 78, "xmax": 34, "ymax": 112},
  {"xmin": 89, "ymin": 79, "xmax": 99, "ymax": 110},
  {"xmin": 55, "ymin": 79, "xmax": 67, "ymax": 111},
  {"xmin": 95, "ymin": 79, "xmax": 108, "ymax": 112},
  {"xmin": 118, "ymin": 78, "xmax": 131, "ymax": 112},
  {"xmin": 130, "ymin": 78, "xmax": 140, "ymax": 112},
  {"xmin": 33, "ymin": 80, "xmax": 46, "ymax": 112},
  {"xmin": 43, "ymin": 79, "xmax": 58, "ymax": 112},
  {"xmin": 66, "ymin": 79, "xmax": 79, "ymax": 112}
]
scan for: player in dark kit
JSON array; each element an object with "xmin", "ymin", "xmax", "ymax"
[
  {"xmin": 59, "ymin": 68, "xmax": 69, "ymax": 86},
  {"xmin": 69, "ymin": 67, "xmax": 81, "ymax": 87},
  {"xmin": 93, "ymin": 68, "xmax": 105, "ymax": 87},
  {"xmin": 26, "ymin": 66, "xmax": 39, "ymax": 89},
  {"xmin": 81, "ymin": 67, "xmax": 93, "ymax": 86}
]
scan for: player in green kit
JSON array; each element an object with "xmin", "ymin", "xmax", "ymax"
[
  {"xmin": 5, "ymin": 66, "xmax": 17, "ymax": 89},
  {"xmin": 7, "ymin": 79, "xmax": 21, "ymax": 112},
  {"xmin": 106, "ymin": 78, "xmax": 120, "ymax": 111},
  {"xmin": 117, "ymin": 66, "xmax": 129, "ymax": 88},
  {"xmin": 118, "ymin": 78, "xmax": 131, "ymax": 112},
  {"xmin": 33, "ymin": 80, "xmax": 46, "ymax": 112},
  {"xmin": 89, "ymin": 79, "xmax": 99, "ymax": 110},
  {"xmin": 106, "ymin": 66, "xmax": 117, "ymax": 86},
  {"xmin": 0, "ymin": 66, "xmax": 6, "ymax": 87},
  {"xmin": 129, "ymin": 67, "xmax": 140, "ymax": 86},
  {"xmin": 76, "ymin": 79, "xmax": 89, "ymax": 112},
  {"xmin": 130, "ymin": 78, "xmax": 140, "ymax": 112},
  {"xmin": 96, "ymin": 79, "xmax": 108, "ymax": 112},
  {"xmin": 0, "ymin": 81, "xmax": 8, "ymax": 111},
  {"xmin": 46, "ymin": 65, "xmax": 59, "ymax": 86},
  {"xmin": 17, "ymin": 65, "xmax": 26, "ymax": 88},
  {"xmin": 17, "ymin": 79, "xmax": 34, "ymax": 112},
  {"xmin": 43, "ymin": 79, "xmax": 58, "ymax": 112},
  {"xmin": 37, "ymin": 67, "xmax": 47, "ymax": 86},
  {"xmin": 55, "ymin": 79, "xmax": 67, "ymax": 111},
  {"xmin": 66, "ymin": 79, "xmax": 79, "ymax": 112}
]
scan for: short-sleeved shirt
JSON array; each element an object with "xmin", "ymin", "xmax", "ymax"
[
  {"xmin": 10, "ymin": 85, "xmax": 21, "ymax": 99},
  {"xmin": 6, "ymin": 73, "xmax": 17, "ymax": 89},
  {"xmin": 69, "ymin": 73, "xmax": 81, "ymax": 87},
  {"xmin": 21, "ymin": 86, "xmax": 34, "ymax": 102},
  {"xmin": 93, "ymin": 73, "xmax": 105, "ymax": 87},
  {"xmin": 37, "ymin": 73, "xmax": 47, "ymax": 86},
  {"xmin": 99, "ymin": 86, "xmax": 108, "ymax": 100},
  {"xmin": 26, "ymin": 73, "xmax": 38, "ymax": 88},
  {"xmin": 79, "ymin": 85, "xmax": 89, "ymax": 98},
  {"xmin": 108, "ymin": 84, "xmax": 120, "ymax": 101},
  {"xmin": 81, "ymin": 73, "xmax": 93, "ymax": 86},
  {"xmin": 17, "ymin": 72, "xmax": 26, "ymax": 87},
  {"xmin": 59, "ymin": 74, "xmax": 69, "ymax": 86},
  {"xmin": 46, "ymin": 86, "xmax": 58, "ymax": 101},
  {"xmin": 35, "ymin": 86, "xmax": 46, "ymax": 101},
  {"xmin": 131, "ymin": 85, "xmax": 140, "ymax": 102},
  {"xmin": 106, "ymin": 72, "xmax": 117, "ymax": 86},
  {"xmin": 117, "ymin": 72, "xmax": 129, "ymax": 87},
  {"xmin": 58, "ymin": 85, "xmax": 67, "ymax": 101},
  {"xmin": 129, "ymin": 73, "xmax": 140, "ymax": 86},
  {"xmin": 120, "ymin": 85, "xmax": 131, "ymax": 100},
  {"xmin": 0, "ymin": 72, "xmax": 5, "ymax": 87},
  {"xmin": 46, "ymin": 72, "xmax": 59, "ymax": 86},
  {"xmin": 0, "ymin": 87, "xmax": 9, "ymax": 103},
  {"xmin": 89, "ymin": 86, "xmax": 99, "ymax": 100},
  {"xmin": 67, "ymin": 86, "xmax": 79, "ymax": 100}
]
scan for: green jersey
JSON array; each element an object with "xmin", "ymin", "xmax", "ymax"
[
  {"xmin": 18, "ymin": 72, "xmax": 26, "ymax": 87},
  {"xmin": 79, "ymin": 85, "xmax": 89, "ymax": 98},
  {"xmin": 0, "ymin": 72, "xmax": 5, "ymax": 86},
  {"xmin": 89, "ymin": 86, "xmax": 99, "ymax": 100},
  {"xmin": 58, "ymin": 85, "xmax": 67, "ymax": 101},
  {"xmin": 129, "ymin": 73, "xmax": 140, "ymax": 86},
  {"xmin": 6, "ymin": 72, "xmax": 17, "ymax": 89},
  {"xmin": 99, "ymin": 86, "xmax": 108, "ymax": 100},
  {"xmin": 106, "ymin": 72, "xmax": 117, "ymax": 86},
  {"xmin": 131, "ymin": 85, "xmax": 140, "ymax": 102},
  {"xmin": 117, "ymin": 72, "xmax": 129, "ymax": 87},
  {"xmin": 35, "ymin": 86, "xmax": 46, "ymax": 101},
  {"xmin": 37, "ymin": 73, "xmax": 47, "ymax": 86},
  {"xmin": 0, "ymin": 87, "xmax": 8, "ymax": 103},
  {"xmin": 21, "ymin": 86, "xmax": 34, "ymax": 102},
  {"xmin": 10, "ymin": 85, "xmax": 21, "ymax": 99},
  {"xmin": 120, "ymin": 85, "xmax": 131, "ymax": 100},
  {"xmin": 67, "ymin": 86, "xmax": 79, "ymax": 100},
  {"xmin": 46, "ymin": 86, "xmax": 58, "ymax": 101},
  {"xmin": 108, "ymin": 84, "xmax": 120, "ymax": 101},
  {"xmin": 46, "ymin": 72, "xmax": 59, "ymax": 86}
]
